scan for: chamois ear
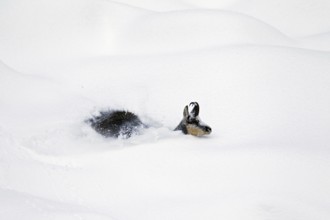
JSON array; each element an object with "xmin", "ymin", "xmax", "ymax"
[
  {"xmin": 189, "ymin": 102, "xmax": 200, "ymax": 117},
  {"xmin": 183, "ymin": 105, "xmax": 189, "ymax": 118}
]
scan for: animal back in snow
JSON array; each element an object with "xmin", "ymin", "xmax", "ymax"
[{"xmin": 88, "ymin": 110, "xmax": 145, "ymax": 138}]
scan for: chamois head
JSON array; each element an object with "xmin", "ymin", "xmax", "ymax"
[{"xmin": 175, "ymin": 102, "xmax": 212, "ymax": 136}]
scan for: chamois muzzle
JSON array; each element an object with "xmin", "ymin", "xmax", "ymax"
[{"xmin": 205, "ymin": 126, "xmax": 212, "ymax": 133}]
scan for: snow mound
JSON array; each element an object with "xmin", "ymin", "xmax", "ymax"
[
  {"xmin": 117, "ymin": 9, "xmax": 293, "ymax": 54},
  {"xmin": 229, "ymin": 0, "xmax": 330, "ymax": 37},
  {"xmin": 0, "ymin": 0, "xmax": 149, "ymax": 70},
  {"xmin": 1, "ymin": 0, "xmax": 330, "ymax": 220}
]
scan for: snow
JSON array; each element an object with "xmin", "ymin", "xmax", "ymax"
[{"xmin": 1, "ymin": 0, "xmax": 330, "ymax": 219}]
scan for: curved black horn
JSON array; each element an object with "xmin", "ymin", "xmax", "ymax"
[{"xmin": 189, "ymin": 102, "xmax": 200, "ymax": 117}]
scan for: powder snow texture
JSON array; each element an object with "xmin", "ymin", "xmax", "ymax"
[{"xmin": 1, "ymin": 0, "xmax": 330, "ymax": 220}]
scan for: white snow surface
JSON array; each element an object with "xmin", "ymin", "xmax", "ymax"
[{"xmin": 1, "ymin": 0, "xmax": 330, "ymax": 219}]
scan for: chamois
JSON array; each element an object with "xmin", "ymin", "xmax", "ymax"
[{"xmin": 87, "ymin": 102, "xmax": 211, "ymax": 138}]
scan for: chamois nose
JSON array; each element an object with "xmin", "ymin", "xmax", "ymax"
[{"xmin": 205, "ymin": 126, "xmax": 212, "ymax": 133}]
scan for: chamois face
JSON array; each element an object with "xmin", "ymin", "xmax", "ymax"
[{"xmin": 175, "ymin": 102, "xmax": 212, "ymax": 136}]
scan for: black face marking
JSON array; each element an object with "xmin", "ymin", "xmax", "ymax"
[{"xmin": 187, "ymin": 116, "xmax": 199, "ymax": 125}]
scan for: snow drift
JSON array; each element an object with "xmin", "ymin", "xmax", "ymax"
[{"xmin": 1, "ymin": 0, "xmax": 330, "ymax": 219}]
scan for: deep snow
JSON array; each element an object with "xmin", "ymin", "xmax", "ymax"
[{"xmin": 1, "ymin": 0, "xmax": 330, "ymax": 219}]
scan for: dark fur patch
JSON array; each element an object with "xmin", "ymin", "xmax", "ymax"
[{"xmin": 88, "ymin": 110, "xmax": 145, "ymax": 138}]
